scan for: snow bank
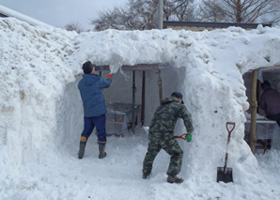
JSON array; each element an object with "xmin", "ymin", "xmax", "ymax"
[
  {"xmin": 0, "ymin": 19, "xmax": 77, "ymax": 168},
  {"xmin": 1, "ymin": 18, "xmax": 280, "ymax": 199}
]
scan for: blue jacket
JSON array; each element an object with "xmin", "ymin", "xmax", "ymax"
[{"xmin": 78, "ymin": 74, "xmax": 112, "ymax": 117}]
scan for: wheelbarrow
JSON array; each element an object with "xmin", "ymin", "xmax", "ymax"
[{"xmin": 217, "ymin": 122, "xmax": 235, "ymax": 183}]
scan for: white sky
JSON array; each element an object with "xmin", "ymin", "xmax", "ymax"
[{"xmin": 0, "ymin": 0, "xmax": 128, "ymax": 29}]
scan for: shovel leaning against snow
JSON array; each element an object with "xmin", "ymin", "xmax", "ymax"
[{"xmin": 217, "ymin": 122, "xmax": 235, "ymax": 183}]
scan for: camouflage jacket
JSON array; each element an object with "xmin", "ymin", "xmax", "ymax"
[{"xmin": 149, "ymin": 97, "xmax": 194, "ymax": 134}]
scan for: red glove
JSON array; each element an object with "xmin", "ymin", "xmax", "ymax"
[{"xmin": 107, "ymin": 74, "xmax": 113, "ymax": 79}]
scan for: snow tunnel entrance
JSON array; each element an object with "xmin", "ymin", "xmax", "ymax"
[
  {"xmin": 92, "ymin": 63, "xmax": 171, "ymax": 136},
  {"xmin": 98, "ymin": 63, "xmax": 188, "ymax": 136},
  {"xmin": 243, "ymin": 66, "xmax": 280, "ymax": 153},
  {"xmin": 57, "ymin": 63, "xmax": 190, "ymax": 152}
]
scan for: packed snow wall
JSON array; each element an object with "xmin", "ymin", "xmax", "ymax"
[
  {"xmin": 0, "ymin": 19, "xmax": 77, "ymax": 168},
  {"xmin": 1, "ymin": 18, "xmax": 280, "ymax": 186}
]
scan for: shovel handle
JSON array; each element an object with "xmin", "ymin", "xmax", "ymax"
[
  {"xmin": 224, "ymin": 122, "xmax": 235, "ymax": 169},
  {"xmin": 226, "ymin": 122, "xmax": 235, "ymax": 134},
  {"xmin": 175, "ymin": 133, "xmax": 188, "ymax": 141}
]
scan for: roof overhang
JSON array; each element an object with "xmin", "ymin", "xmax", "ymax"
[
  {"xmin": 163, "ymin": 21, "xmax": 272, "ymax": 30},
  {"xmin": 96, "ymin": 63, "xmax": 170, "ymax": 71}
]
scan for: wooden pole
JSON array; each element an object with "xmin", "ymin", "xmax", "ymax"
[
  {"xmin": 158, "ymin": 70, "xmax": 163, "ymax": 102},
  {"xmin": 132, "ymin": 70, "xmax": 136, "ymax": 134},
  {"xmin": 141, "ymin": 71, "xmax": 146, "ymax": 126},
  {"xmin": 158, "ymin": 0, "xmax": 163, "ymax": 103},
  {"xmin": 249, "ymin": 69, "xmax": 258, "ymax": 154}
]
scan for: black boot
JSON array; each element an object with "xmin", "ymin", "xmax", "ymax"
[
  {"xmin": 78, "ymin": 136, "xmax": 87, "ymax": 159},
  {"xmin": 167, "ymin": 175, "xmax": 184, "ymax": 184},
  {"xmin": 98, "ymin": 144, "xmax": 107, "ymax": 159},
  {"xmin": 142, "ymin": 172, "xmax": 150, "ymax": 179}
]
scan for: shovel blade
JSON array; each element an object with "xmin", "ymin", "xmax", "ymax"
[{"xmin": 216, "ymin": 167, "xmax": 233, "ymax": 183}]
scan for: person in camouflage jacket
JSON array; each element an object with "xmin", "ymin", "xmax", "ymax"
[{"xmin": 142, "ymin": 92, "xmax": 193, "ymax": 184}]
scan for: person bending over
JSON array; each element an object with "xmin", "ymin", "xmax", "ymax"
[{"xmin": 142, "ymin": 92, "xmax": 193, "ymax": 184}]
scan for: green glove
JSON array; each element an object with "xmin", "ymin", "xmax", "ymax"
[{"xmin": 185, "ymin": 132, "xmax": 192, "ymax": 142}]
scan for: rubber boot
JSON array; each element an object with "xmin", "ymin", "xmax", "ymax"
[
  {"xmin": 78, "ymin": 136, "xmax": 87, "ymax": 159},
  {"xmin": 98, "ymin": 144, "xmax": 107, "ymax": 159}
]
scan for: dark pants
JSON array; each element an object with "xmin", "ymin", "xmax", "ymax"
[
  {"xmin": 143, "ymin": 133, "xmax": 183, "ymax": 176},
  {"xmin": 81, "ymin": 114, "xmax": 107, "ymax": 145}
]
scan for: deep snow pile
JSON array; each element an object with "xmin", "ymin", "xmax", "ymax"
[{"xmin": 1, "ymin": 18, "xmax": 280, "ymax": 199}]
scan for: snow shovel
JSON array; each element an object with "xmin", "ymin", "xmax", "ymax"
[{"xmin": 217, "ymin": 122, "xmax": 235, "ymax": 183}]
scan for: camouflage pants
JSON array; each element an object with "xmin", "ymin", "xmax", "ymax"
[{"xmin": 142, "ymin": 133, "xmax": 183, "ymax": 176}]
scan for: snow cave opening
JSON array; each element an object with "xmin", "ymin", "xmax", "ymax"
[
  {"xmin": 242, "ymin": 67, "xmax": 280, "ymax": 152},
  {"xmin": 57, "ymin": 65, "xmax": 188, "ymax": 152}
]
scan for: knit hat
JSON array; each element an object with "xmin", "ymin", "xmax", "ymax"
[
  {"xmin": 82, "ymin": 61, "xmax": 94, "ymax": 74},
  {"xmin": 171, "ymin": 92, "xmax": 184, "ymax": 104}
]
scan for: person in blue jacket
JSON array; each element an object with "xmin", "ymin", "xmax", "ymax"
[{"xmin": 78, "ymin": 61, "xmax": 113, "ymax": 159}]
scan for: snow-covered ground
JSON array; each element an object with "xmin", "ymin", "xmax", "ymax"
[
  {"xmin": 2, "ymin": 132, "xmax": 280, "ymax": 200},
  {"xmin": 1, "ymin": 17, "xmax": 280, "ymax": 199}
]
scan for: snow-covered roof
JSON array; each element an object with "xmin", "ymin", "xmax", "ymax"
[
  {"xmin": 0, "ymin": 4, "xmax": 51, "ymax": 27},
  {"xmin": 164, "ymin": 21, "xmax": 272, "ymax": 30}
]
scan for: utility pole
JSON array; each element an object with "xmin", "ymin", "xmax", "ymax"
[
  {"xmin": 157, "ymin": 0, "xmax": 163, "ymax": 102},
  {"xmin": 158, "ymin": 0, "xmax": 163, "ymax": 29}
]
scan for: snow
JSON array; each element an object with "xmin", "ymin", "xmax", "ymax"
[{"xmin": 1, "ymin": 17, "xmax": 280, "ymax": 200}]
